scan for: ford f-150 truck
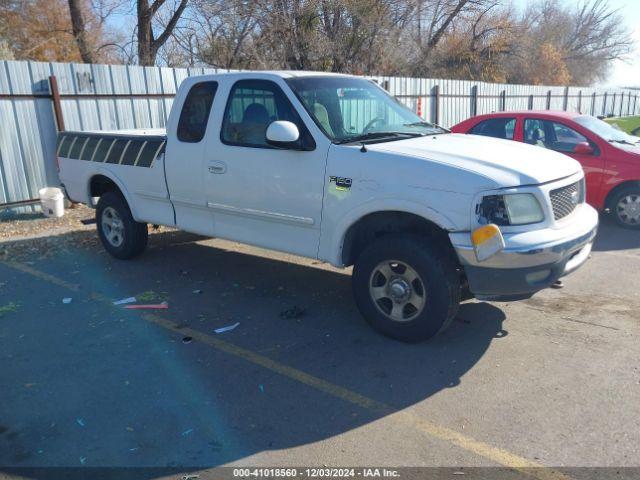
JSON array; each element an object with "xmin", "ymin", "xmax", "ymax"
[{"xmin": 57, "ymin": 71, "xmax": 598, "ymax": 342}]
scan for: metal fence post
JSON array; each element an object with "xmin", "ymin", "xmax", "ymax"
[
  {"xmin": 611, "ymin": 93, "xmax": 616, "ymax": 116},
  {"xmin": 500, "ymin": 90, "xmax": 506, "ymax": 111},
  {"xmin": 49, "ymin": 75, "xmax": 65, "ymax": 132},
  {"xmin": 431, "ymin": 84, "xmax": 440, "ymax": 125},
  {"xmin": 577, "ymin": 90, "xmax": 582, "ymax": 113},
  {"xmin": 563, "ymin": 86, "xmax": 569, "ymax": 111},
  {"xmin": 470, "ymin": 85, "xmax": 478, "ymax": 117},
  {"xmin": 527, "ymin": 94, "xmax": 534, "ymax": 110},
  {"xmin": 602, "ymin": 92, "xmax": 608, "ymax": 116},
  {"xmin": 546, "ymin": 90, "xmax": 551, "ymax": 110},
  {"xmin": 591, "ymin": 92, "xmax": 596, "ymax": 116}
]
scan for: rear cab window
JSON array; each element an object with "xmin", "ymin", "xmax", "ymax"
[
  {"xmin": 469, "ymin": 118, "xmax": 516, "ymax": 140},
  {"xmin": 177, "ymin": 81, "xmax": 218, "ymax": 143}
]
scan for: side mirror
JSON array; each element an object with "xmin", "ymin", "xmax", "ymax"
[
  {"xmin": 573, "ymin": 142, "xmax": 594, "ymax": 155},
  {"xmin": 266, "ymin": 121, "xmax": 300, "ymax": 148}
]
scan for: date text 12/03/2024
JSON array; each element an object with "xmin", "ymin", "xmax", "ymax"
[{"xmin": 232, "ymin": 468, "xmax": 400, "ymax": 478}]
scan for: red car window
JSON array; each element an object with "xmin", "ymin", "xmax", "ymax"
[
  {"xmin": 524, "ymin": 118, "xmax": 588, "ymax": 153},
  {"xmin": 469, "ymin": 117, "xmax": 516, "ymax": 140}
]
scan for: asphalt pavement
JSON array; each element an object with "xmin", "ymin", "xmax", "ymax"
[{"xmin": 0, "ymin": 218, "xmax": 639, "ymax": 479}]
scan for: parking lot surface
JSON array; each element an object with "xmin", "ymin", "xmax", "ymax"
[{"xmin": 0, "ymin": 216, "xmax": 639, "ymax": 478}]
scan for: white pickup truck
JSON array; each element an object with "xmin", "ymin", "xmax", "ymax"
[{"xmin": 57, "ymin": 71, "xmax": 598, "ymax": 342}]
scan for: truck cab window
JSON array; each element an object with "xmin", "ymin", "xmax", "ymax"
[
  {"xmin": 221, "ymin": 79, "xmax": 313, "ymax": 149},
  {"xmin": 177, "ymin": 81, "xmax": 218, "ymax": 143}
]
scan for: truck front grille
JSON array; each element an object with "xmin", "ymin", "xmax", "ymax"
[{"xmin": 550, "ymin": 180, "xmax": 584, "ymax": 220}]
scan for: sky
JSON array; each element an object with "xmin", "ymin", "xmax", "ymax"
[{"xmin": 605, "ymin": 0, "xmax": 640, "ymax": 87}]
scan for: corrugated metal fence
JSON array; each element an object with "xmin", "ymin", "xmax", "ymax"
[{"xmin": 1, "ymin": 59, "xmax": 639, "ymax": 209}]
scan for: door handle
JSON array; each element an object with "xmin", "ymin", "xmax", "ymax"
[{"xmin": 208, "ymin": 162, "xmax": 227, "ymax": 174}]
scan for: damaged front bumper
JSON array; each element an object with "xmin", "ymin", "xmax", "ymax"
[{"xmin": 450, "ymin": 204, "xmax": 599, "ymax": 301}]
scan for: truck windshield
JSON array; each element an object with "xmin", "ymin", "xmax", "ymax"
[
  {"xmin": 286, "ymin": 76, "xmax": 446, "ymax": 143},
  {"xmin": 574, "ymin": 115, "xmax": 639, "ymax": 144}
]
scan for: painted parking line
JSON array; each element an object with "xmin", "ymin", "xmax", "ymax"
[{"xmin": 2, "ymin": 259, "xmax": 570, "ymax": 480}]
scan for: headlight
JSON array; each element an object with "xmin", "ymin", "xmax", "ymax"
[{"xmin": 477, "ymin": 193, "xmax": 544, "ymax": 226}]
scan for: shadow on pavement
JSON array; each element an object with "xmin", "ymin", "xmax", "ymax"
[
  {"xmin": 592, "ymin": 215, "xmax": 640, "ymax": 252},
  {"xmin": 0, "ymin": 230, "xmax": 507, "ymax": 478}
]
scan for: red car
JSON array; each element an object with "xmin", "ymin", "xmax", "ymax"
[{"xmin": 451, "ymin": 111, "xmax": 640, "ymax": 228}]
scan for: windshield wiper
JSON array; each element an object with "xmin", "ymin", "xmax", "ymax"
[
  {"xmin": 608, "ymin": 139, "xmax": 636, "ymax": 146},
  {"xmin": 335, "ymin": 131, "xmax": 422, "ymax": 145},
  {"xmin": 403, "ymin": 121, "xmax": 449, "ymax": 133}
]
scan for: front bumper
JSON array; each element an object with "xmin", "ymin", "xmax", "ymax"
[{"xmin": 450, "ymin": 204, "xmax": 599, "ymax": 301}]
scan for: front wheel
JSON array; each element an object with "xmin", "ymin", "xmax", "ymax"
[
  {"xmin": 352, "ymin": 234, "xmax": 460, "ymax": 342},
  {"xmin": 96, "ymin": 191, "xmax": 148, "ymax": 259},
  {"xmin": 609, "ymin": 185, "xmax": 640, "ymax": 229}
]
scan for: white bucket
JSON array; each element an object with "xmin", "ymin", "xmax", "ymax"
[{"xmin": 39, "ymin": 187, "xmax": 65, "ymax": 218}]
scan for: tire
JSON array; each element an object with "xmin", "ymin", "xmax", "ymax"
[
  {"xmin": 352, "ymin": 234, "xmax": 460, "ymax": 343},
  {"xmin": 608, "ymin": 185, "xmax": 640, "ymax": 229},
  {"xmin": 96, "ymin": 191, "xmax": 148, "ymax": 259}
]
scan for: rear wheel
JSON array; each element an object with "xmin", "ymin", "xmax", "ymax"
[
  {"xmin": 96, "ymin": 191, "xmax": 148, "ymax": 259},
  {"xmin": 609, "ymin": 185, "xmax": 640, "ymax": 229},
  {"xmin": 352, "ymin": 234, "xmax": 460, "ymax": 342}
]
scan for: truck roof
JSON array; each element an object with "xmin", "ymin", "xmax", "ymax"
[{"xmin": 189, "ymin": 70, "xmax": 356, "ymax": 80}]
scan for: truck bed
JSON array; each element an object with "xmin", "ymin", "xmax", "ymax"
[{"xmin": 56, "ymin": 129, "xmax": 166, "ymax": 167}]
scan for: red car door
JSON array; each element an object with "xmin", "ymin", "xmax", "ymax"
[{"xmin": 522, "ymin": 117, "xmax": 605, "ymax": 206}]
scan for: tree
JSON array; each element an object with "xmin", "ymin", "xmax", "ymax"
[
  {"xmin": 506, "ymin": 0, "xmax": 633, "ymax": 85},
  {"xmin": 0, "ymin": 40, "xmax": 14, "ymax": 60},
  {"xmin": 0, "ymin": 0, "xmax": 122, "ymax": 62},
  {"xmin": 425, "ymin": 1, "xmax": 514, "ymax": 81},
  {"xmin": 136, "ymin": 0, "xmax": 189, "ymax": 65},
  {"xmin": 68, "ymin": 0, "xmax": 96, "ymax": 63}
]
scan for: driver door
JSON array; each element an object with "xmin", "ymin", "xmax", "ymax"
[{"xmin": 205, "ymin": 78, "xmax": 330, "ymax": 258}]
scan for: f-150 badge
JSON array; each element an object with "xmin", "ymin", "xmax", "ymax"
[{"xmin": 329, "ymin": 176, "xmax": 352, "ymax": 191}]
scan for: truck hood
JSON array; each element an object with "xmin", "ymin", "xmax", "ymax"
[{"xmin": 367, "ymin": 133, "xmax": 582, "ymax": 188}]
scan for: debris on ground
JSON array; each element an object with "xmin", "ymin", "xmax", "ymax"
[
  {"xmin": 113, "ymin": 297, "xmax": 136, "ymax": 306},
  {"xmin": 76, "ymin": 418, "xmax": 85, "ymax": 427},
  {"xmin": 62, "ymin": 297, "xmax": 72, "ymax": 304},
  {"xmin": 0, "ymin": 302, "xmax": 20, "ymax": 317},
  {"xmin": 1, "ymin": 205, "xmax": 94, "ymax": 240},
  {"xmin": 0, "ymin": 203, "xmax": 176, "ymax": 261},
  {"xmin": 214, "ymin": 322, "xmax": 240, "ymax": 334},
  {"xmin": 259, "ymin": 384, "xmax": 264, "ymax": 393},
  {"xmin": 280, "ymin": 305, "xmax": 306, "ymax": 319},
  {"xmin": 181, "ymin": 428, "xmax": 194, "ymax": 436},
  {"xmin": 79, "ymin": 457, "xmax": 86, "ymax": 465},
  {"xmin": 192, "ymin": 289, "xmax": 202, "ymax": 294},
  {"xmin": 136, "ymin": 290, "xmax": 161, "ymax": 302},
  {"xmin": 125, "ymin": 302, "xmax": 168, "ymax": 310},
  {"xmin": 182, "ymin": 336, "xmax": 193, "ymax": 344}
]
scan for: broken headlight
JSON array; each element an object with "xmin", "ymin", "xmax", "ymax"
[{"xmin": 477, "ymin": 193, "xmax": 544, "ymax": 226}]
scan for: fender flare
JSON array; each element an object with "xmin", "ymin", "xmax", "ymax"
[
  {"xmin": 87, "ymin": 168, "xmax": 141, "ymax": 221},
  {"xmin": 326, "ymin": 198, "xmax": 459, "ymax": 266}
]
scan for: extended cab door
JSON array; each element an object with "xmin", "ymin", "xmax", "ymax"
[
  {"xmin": 204, "ymin": 77, "xmax": 331, "ymax": 258},
  {"xmin": 164, "ymin": 80, "xmax": 219, "ymax": 236}
]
